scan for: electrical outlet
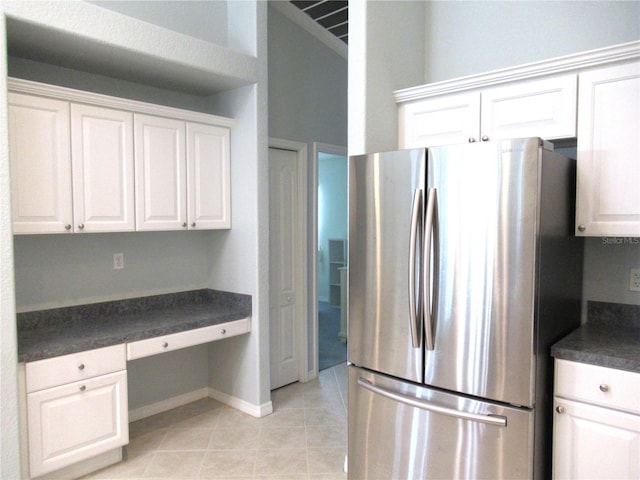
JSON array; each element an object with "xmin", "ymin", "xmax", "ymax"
[
  {"xmin": 113, "ymin": 253, "xmax": 124, "ymax": 270},
  {"xmin": 630, "ymin": 268, "xmax": 640, "ymax": 292}
]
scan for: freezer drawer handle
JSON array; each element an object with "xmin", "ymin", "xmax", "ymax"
[{"xmin": 358, "ymin": 377, "xmax": 507, "ymax": 427}]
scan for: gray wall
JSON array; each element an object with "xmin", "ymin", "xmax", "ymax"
[
  {"xmin": 424, "ymin": 0, "xmax": 640, "ymax": 83},
  {"xmin": 267, "ymin": 5, "xmax": 347, "ymax": 147},
  {"xmin": 88, "ymin": 0, "xmax": 228, "ymax": 47}
]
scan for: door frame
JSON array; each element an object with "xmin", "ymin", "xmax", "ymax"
[
  {"xmin": 268, "ymin": 138, "xmax": 310, "ymax": 384},
  {"xmin": 310, "ymin": 142, "xmax": 348, "ymax": 377}
]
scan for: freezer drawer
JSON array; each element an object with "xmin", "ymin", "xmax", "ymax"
[{"xmin": 348, "ymin": 366, "xmax": 535, "ymax": 479}]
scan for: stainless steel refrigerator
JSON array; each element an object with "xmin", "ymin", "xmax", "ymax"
[{"xmin": 347, "ymin": 138, "xmax": 583, "ymax": 479}]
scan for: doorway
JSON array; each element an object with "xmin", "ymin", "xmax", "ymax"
[{"xmin": 314, "ymin": 144, "xmax": 348, "ymax": 371}]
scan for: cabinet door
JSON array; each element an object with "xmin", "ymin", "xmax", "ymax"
[
  {"xmin": 481, "ymin": 74, "xmax": 577, "ymax": 141},
  {"xmin": 134, "ymin": 114, "xmax": 187, "ymax": 230},
  {"xmin": 576, "ymin": 62, "xmax": 640, "ymax": 236},
  {"xmin": 553, "ymin": 397, "xmax": 640, "ymax": 480},
  {"xmin": 27, "ymin": 371, "xmax": 128, "ymax": 478},
  {"xmin": 8, "ymin": 93, "xmax": 73, "ymax": 234},
  {"xmin": 71, "ymin": 104, "xmax": 135, "ymax": 232},
  {"xmin": 186, "ymin": 122, "xmax": 231, "ymax": 229},
  {"xmin": 399, "ymin": 92, "xmax": 480, "ymax": 147}
]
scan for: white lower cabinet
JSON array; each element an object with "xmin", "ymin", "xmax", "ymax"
[
  {"xmin": 553, "ymin": 359, "xmax": 640, "ymax": 480},
  {"xmin": 25, "ymin": 345, "xmax": 128, "ymax": 478}
]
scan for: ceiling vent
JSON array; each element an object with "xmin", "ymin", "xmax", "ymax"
[{"xmin": 290, "ymin": 1, "xmax": 348, "ymax": 44}]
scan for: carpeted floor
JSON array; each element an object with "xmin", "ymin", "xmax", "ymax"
[{"xmin": 318, "ymin": 301, "xmax": 347, "ymax": 370}]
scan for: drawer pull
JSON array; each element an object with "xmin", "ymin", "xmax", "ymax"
[
  {"xmin": 599, "ymin": 384, "xmax": 609, "ymax": 392},
  {"xmin": 555, "ymin": 405, "xmax": 565, "ymax": 414},
  {"xmin": 78, "ymin": 364, "xmax": 85, "ymax": 370},
  {"xmin": 79, "ymin": 385, "xmax": 86, "ymax": 392},
  {"xmin": 221, "ymin": 329, "xmax": 226, "ymax": 335},
  {"xmin": 162, "ymin": 342, "xmax": 169, "ymax": 348}
]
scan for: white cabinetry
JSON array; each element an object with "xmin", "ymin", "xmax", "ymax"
[
  {"xmin": 9, "ymin": 79, "xmax": 233, "ymax": 234},
  {"xmin": 553, "ymin": 359, "xmax": 640, "ymax": 480},
  {"xmin": 9, "ymin": 95, "xmax": 135, "ymax": 234},
  {"xmin": 126, "ymin": 317, "xmax": 250, "ymax": 360},
  {"xmin": 187, "ymin": 122, "xmax": 231, "ymax": 229},
  {"xmin": 25, "ymin": 345, "xmax": 128, "ymax": 478},
  {"xmin": 135, "ymin": 115, "xmax": 231, "ymax": 230},
  {"xmin": 134, "ymin": 114, "xmax": 187, "ymax": 230},
  {"xmin": 399, "ymin": 74, "xmax": 577, "ymax": 148},
  {"xmin": 575, "ymin": 61, "xmax": 640, "ymax": 237},
  {"xmin": 71, "ymin": 104, "xmax": 135, "ymax": 232},
  {"xmin": 9, "ymin": 94, "xmax": 73, "ymax": 234}
]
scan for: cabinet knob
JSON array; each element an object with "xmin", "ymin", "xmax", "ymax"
[
  {"xmin": 78, "ymin": 364, "xmax": 85, "ymax": 370},
  {"xmin": 65, "ymin": 224, "xmax": 72, "ymax": 231},
  {"xmin": 599, "ymin": 384, "xmax": 609, "ymax": 392},
  {"xmin": 220, "ymin": 329, "xmax": 226, "ymax": 335},
  {"xmin": 481, "ymin": 135, "xmax": 490, "ymax": 142},
  {"xmin": 182, "ymin": 222, "xmax": 188, "ymax": 228},
  {"xmin": 468, "ymin": 137, "xmax": 477, "ymax": 143},
  {"xmin": 555, "ymin": 405, "xmax": 565, "ymax": 414},
  {"xmin": 578, "ymin": 224, "xmax": 586, "ymax": 232},
  {"xmin": 191, "ymin": 222, "xmax": 196, "ymax": 227},
  {"xmin": 79, "ymin": 385, "xmax": 86, "ymax": 392},
  {"xmin": 162, "ymin": 342, "xmax": 169, "ymax": 348},
  {"xmin": 78, "ymin": 223, "xmax": 85, "ymax": 230}
]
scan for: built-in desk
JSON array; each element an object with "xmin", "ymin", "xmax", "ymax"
[{"xmin": 17, "ymin": 289, "xmax": 251, "ymax": 479}]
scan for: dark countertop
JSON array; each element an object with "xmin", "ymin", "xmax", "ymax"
[
  {"xmin": 551, "ymin": 301, "xmax": 640, "ymax": 374},
  {"xmin": 17, "ymin": 289, "xmax": 252, "ymax": 363}
]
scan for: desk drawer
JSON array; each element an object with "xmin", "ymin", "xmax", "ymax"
[
  {"xmin": 127, "ymin": 317, "xmax": 250, "ymax": 360},
  {"xmin": 555, "ymin": 359, "xmax": 640, "ymax": 414},
  {"xmin": 26, "ymin": 344, "xmax": 126, "ymax": 393}
]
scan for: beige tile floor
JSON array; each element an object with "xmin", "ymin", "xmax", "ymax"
[{"xmin": 82, "ymin": 362, "xmax": 348, "ymax": 480}]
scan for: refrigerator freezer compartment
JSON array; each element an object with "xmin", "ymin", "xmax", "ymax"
[{"xmin": 348, "ymin": 366, "xmax": 534, "ymax": 480}]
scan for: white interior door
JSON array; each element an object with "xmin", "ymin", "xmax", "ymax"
[{"xmin": 269, "ymin": 147, "xmax": 302, "ymax": 389}]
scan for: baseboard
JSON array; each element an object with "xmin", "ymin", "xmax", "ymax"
[
  {"xmin": 208, "ymin": 387, "xmax": 273, "ymax": 418},
  {"xmin": 129, "ymin": 387, "xmax": 273, "ymax": 421},
  {"xmin": 128, "ymin": 388, "xmax": 210, "ymax": 422}
]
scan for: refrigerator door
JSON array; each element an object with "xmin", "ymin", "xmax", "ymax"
[
  {"xmin": 349, "ymin": 149, "xmax": 425, "ymax": 383},
  {"xmin": 349, "ymin": 366, "xmax": 534, "ymax": 480},
  {"xmin": 424, "ymin": 138, "xmax": 541, "ymax": 407}
]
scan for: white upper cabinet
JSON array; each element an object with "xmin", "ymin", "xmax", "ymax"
[
  {"xmin": 9, "ymin": 96, "xmax": 135, "ymax": 234},
  {"xmin": 134, "ymin": 114, "xmax": 187, "ymax": 231},
  {"xmin": 8, "ymin": 79, "xmax": 233, "ymax": 234},
  {"xmin": 398, "ymin": 74, "xmax": 577, "ymax": 148},
  {"xmin": 399, "ymin": 92, "xmax": 480, "ymax": 148},
  {"xmin": 186, "ymin": 122, "xmax": 231, "ymax": 229},
  {"xmin": 575, "ymin": 61, "xmax": 640, "ymax": 237},
  {"xmin": 9, "ymin": 93, "xmax": 73, "ymax": 234},
  {"xmin": 71, "ymin": 104, "xmax": 135, "ymax": 232},
  {"xmin": 481, "ymin": 75, "xmax": 577, "ymax": 142},
  {"xmin": 135, "ymin": 116, "xmax": 231, "ymax": 231}
]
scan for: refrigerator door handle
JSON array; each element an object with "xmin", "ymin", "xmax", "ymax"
[
  {"xmin": 408, "ymin": 188, "xmax": 422, "ymax": 349},
  {"xmin": 423, "ymin": 188, "xmax": 437, "ymax": 350},
  {"xmin": 358, "ymin": 377, "xmax": 507, "ymax": 427}
]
